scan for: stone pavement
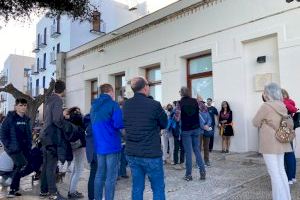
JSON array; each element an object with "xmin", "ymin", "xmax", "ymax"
[{"xmin": 0, "ymin": 152, "xmax": 299, "ymax": 200}]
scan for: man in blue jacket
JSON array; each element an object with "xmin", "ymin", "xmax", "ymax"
[
  {"xmin": 123, "ymin": 77, "xmax": 168, "ymax": 200},
  {"xmin": 90, "ymin": 83, "xmax": 123, "ymax": 200}
]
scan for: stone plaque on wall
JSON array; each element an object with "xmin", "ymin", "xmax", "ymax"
[{"xmin": 254, "ymin": 73, "xmax": 273, "ymax": 91}]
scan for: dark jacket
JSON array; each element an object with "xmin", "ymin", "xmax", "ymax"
[
  {"xmin": 90, "ymin": 94, "xmax": 124, "ymax": 155},
  {"xmin": 123, "ymin": 93, "xmax": 168, "ymax": 158},
  {"xmin": 0, "ymin": 111, "xmax": 32, "ymax": 156},
  {"xmin": 41, "ymin": 93, "xmax": 64, "ymax": 147},
  {"xmin": 83, "ymin": 114, "xmax": 95, "ymax": 163},
  {"xmin": 68, "ymin": 112, "xmax": 86, "ymax": 148},
  {"xmin": 179, "ymin": 97, "xmax": 200, "ymax": 131}
]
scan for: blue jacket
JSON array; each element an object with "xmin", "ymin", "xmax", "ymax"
[
  {"xmin": 90, "ymin": 94, "xmax": 124, "ymax": 155},
  {"xmin": 83, "ymin": 114, "xmax": 95, "ymax": 163},
  {"xmin": 199, "ymin": 111, "xmax": 212, "ymax": 134}
]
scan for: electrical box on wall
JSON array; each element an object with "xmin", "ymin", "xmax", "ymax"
[{"xmin": 257, "ymin": 56, "xmax": 266, "ymax": 63}]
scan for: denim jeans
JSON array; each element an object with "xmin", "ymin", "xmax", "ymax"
[
  {"xmin": 69, "ymin": 148, "xmax": 85, "ymax": 193},
  {"xmin": 284, "ymin": 143, "xmax": 296, "ymax": 181},
  {"xmin": 94, "ymin": 153, "xmax": 120, "ymax": 200},
  {"xmin": 119, "ymin": 145, "xmax": 127, "ymax": 177},
  {"xmin": 181, "ymin": 128, "xmax": 205, "ymax": 176},
  {"xmin": 126, "ymin": 156, "xmax": 165, "ymax": 200},
  {"xmin": 40, "ymin": 148, "xmax": 58, "ymax": 194},
  {"xmin": 88, "ymin": 156, "xmax": 97, "ymax": 200}
]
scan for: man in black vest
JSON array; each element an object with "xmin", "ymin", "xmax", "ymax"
[
  {"xmin": 177, "ymin": 87, "xmax": 206, "ymax": 181},
  {"xmin": 123, "ymin": 77, "xmax": 167, "ymax": 200}
]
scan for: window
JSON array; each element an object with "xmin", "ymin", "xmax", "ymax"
[
  {"xmin": 146, "ymin": 67, "xmax": 162, "ymax": 102},
  {"xmin": 44, "ymin": 28, "xmax": 47, "ymax": 44},
  {"xmin": 187, "ymin": 54, "xmax": 213, "ymax": 99},
  {"xmin": 36, "ymin": 79, "xmax": 39, "ymax": 96},
  {"xmin": 115, "ymin": 74, "xmax": 126, "ymax": 102},
  {"xmin": 43, "ymin": 53, "xmax": 46, "ymax": 69},
  {"xmin": 36, "ymin": 58, "xmax": 40, "ymax": 71},
  {"xmin": 91, "ymin": 80, "xmax": 98, "ymax": 102},
  {"xmin": 42, "ymin": 76, "xmax": 46, "ymax": 88},
  {"xmin": 57, "ymin": 43, "xmax": 60, "ymax": 53}
]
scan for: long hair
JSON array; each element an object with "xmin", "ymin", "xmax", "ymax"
[{"xmin": 220, "ymin": 101, "xmax": 231, "ymax": 113}]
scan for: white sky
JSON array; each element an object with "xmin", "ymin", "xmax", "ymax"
[{"xmin": 0, "ymin": 15, "xmax": 41, "ymax": 71}]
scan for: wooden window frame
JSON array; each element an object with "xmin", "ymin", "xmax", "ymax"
[
  {"xmin": 91, "ymin": 80, "xmax": 98, "ymax": 102},
  {"xmin": 187, "ymin": 54, "xmax": 212, "ymax": 90},
  {"xmin": 146, "ymin": 66, "xmax": 162, "ymax": 87}
]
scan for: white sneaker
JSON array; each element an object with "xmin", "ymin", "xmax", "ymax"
[
  {"xmin": 292, "ymin": 178, "xmax": 297, "ymax": 183},
  {"xmin": 288, "ymin": 181, "xmax": 293, "ymax": 185},
  {"xmin": 0, "ymin": 176, "xmax": 3, "ymax": 185}
]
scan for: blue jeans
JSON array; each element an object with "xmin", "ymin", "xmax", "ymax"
[
  {"xmin": 181, "ymin": 128, "xmax": 205, "ymax": 176},
  {"xmin": 284, "ymin": 143, "xmax": 296, "ymax": 181},
  {"xmin": 88, "ymin": 156, "xmax": 97, "ymax": 200},
  {"xmin": 126, "ymin": 156, "xmax": 165, "ymax": 200},
  {"xmin": 94, "ymin": 153, "xmax": 120, "ymax": 200},
  {"xmin": 119, "ymin": 145, "xmax": 128, "ymax": 177}
]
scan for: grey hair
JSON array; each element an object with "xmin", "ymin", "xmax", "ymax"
[
  {"xmin": 180, "ymin": 87, "xmax": 190, "ymax": 97},
  {"xmin": 264, "ymin": 83, "xmax": 283, "ymax": 101}
]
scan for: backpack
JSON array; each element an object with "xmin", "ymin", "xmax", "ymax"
[{"xmin": 266, "ymin": 104, "xmax": 295, "ymax": 143}]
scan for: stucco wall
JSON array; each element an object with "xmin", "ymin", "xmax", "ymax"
[{"xmin": 64, "ymin": 0, "xmax": 300, "ymax": 155}]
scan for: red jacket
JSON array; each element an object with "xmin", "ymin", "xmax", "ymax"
[{"xmin": 283, "ymin": 98, "xmax": 298, "ymax": 114}]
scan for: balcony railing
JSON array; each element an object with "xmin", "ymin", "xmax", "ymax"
[
  {"xmin": 32, "ymin": 42, "xmax": 40, "ymax": 53},
  {"xmin": 50, "ymin": 51, "xmax": 56, "ymax": 64},
  {"xmin": 39, "ymin": 35, "xmax": 47, "ymax": 48},
  {"xmin": 50, "ymin": 24, "xmax": 61, "ymax": 38},
  {"xmin": 31, "ymin": 64, "xmax": 39, "ymax": 75}
]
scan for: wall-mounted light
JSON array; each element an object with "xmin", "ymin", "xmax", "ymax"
[
  {"xmin": 97, "ymin": 48, "xmax": 104, "ymax": 53},
  {"xmin": 257, "ymin": 56, "xmax": 266, "ymax": 64},
  {"xmin": 111, "ymin": 31, "xmax": 119, "ymax": 36}
]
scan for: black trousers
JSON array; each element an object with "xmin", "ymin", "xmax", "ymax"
[
  {"xmin": 174, "ymin": 137, "xmax": 185, "ymax": 164},
  {"xmin": 10, "ymin": 152, "xmax": 28, "ymax": 191},
  {"xmin": 88, "ymin": 157, "xmax": 98, "ymax": 200},
  {"xmin": 40, "ymin": 148, "xmax": 58, "ymax": 194}
]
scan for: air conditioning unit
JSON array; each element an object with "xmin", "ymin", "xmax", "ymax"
[{"xmin": 128, "ymin": 0, "xmax": 138, "ymax": 11}]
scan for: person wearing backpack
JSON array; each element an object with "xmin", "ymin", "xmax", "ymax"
[
  {"xmin": 282, "ymin": 89, "xmax": 297, "ymax": 185},
  {"xmin": 198, "ymin": 100, "xmax": 213, "ymax": 167},
  {"xmin": 253, "ymin": 83, "xmax": 292, "ymax": 200}
]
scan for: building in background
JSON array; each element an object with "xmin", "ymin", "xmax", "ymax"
[
  {"xmin": 30, "ymin": 0, "xmax": 179, "ymax": 97},
  {"xmin": 0, "ymin": 54, "xmax": 34, "ymax": 115},
  {"xmin": 59, "ymin": 0, "xmax": 300, "ymax": 157}
]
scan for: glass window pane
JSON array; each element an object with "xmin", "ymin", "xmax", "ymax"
[
  {"xmin": 147, "ymin": 68, "xmax": 161, "ymax": 82},
  {"xmin": 189, "ymin": 55, "xmax": 212, "ymax": 75},
  {"xmin": 191, "ymin": 77, "xmax": 213, "ymax": 100},
  {"xmin": 149, "ymin": 84, "xmax": 162, "ymax": 102}
]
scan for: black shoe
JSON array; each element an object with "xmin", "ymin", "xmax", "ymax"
[
  {"xmin": 205, "ymin": 161, "xmax": 211, "ymax": 167},
  {"xmin": 221, "ymin": 150, "xmax": 225, "ymax": 153},
  {"xmin": 183, "ymin": 175, "xmax": 193, "ymax": 181},
  {"xmin": 40, "ymin": 192, "xmax": 50, "ymax": 198},
  {"xmin": 49, "ymin": 193, "xmax": 66, "ymax": 200},
  {"xmin": 200, "ymin": 171, "xmax": 206, "ymax": 180},
  {"xmin": 68, "ymin": 191, "xmax": 84, "ymax": 199},
  {"xmin": 225, "ymin": 150, "xmax": 229, "ymax": 153},
  {"xmin": 7, "ymin": 190, "xmax": 22, "ymax": 198}
]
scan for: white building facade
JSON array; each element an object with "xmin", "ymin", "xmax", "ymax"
[
  {"xmin": 31, "ymin": 0, "xmax": 179, "ymax": 97},
  {"xmin": 61, "ymin": 0, "xmax": 300, "ymax": 157},
  {"xmin": 0, "ymin": 55, "xmax": 34, "ymax": 115}
]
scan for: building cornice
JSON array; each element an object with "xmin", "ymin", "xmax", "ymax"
[{"xmin": 67, "ymin": 0, "xmax": 221, "ymax": 61}]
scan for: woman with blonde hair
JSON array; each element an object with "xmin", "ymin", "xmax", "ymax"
[{"xmin": 253, "ymin": 83, "xmax": 292, "ymax": 200}]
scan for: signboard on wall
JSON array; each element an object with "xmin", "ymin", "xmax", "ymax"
[{"xmin": 254, "ymin": 73, "xmax": 273, "ymax": 91}]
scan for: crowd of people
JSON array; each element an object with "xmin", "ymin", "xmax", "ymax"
[{"xmin": 0, "ymin": 78, "xmax": 297, "ymax": 200}]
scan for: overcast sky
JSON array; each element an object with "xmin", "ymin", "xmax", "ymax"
[{"xmin": 0, "ymin": 16, "xmax": 41, "ymax": 71}]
